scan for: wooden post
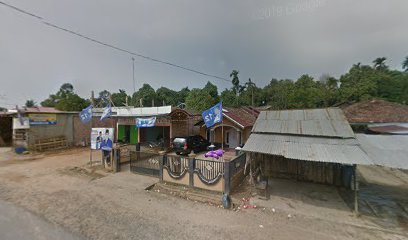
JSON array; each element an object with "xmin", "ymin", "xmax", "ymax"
[
  {"xmin": 224, "ymin": 160, "xmax": 230, "ymax": 195},
  {"xmin": 189, "ymin": 157, "xmax": 194, "ymax": 188},
  {"xmin": 221, "ymin": 121, "xmax": 224, "ymax": 151},
  {"xmin": 354, "ymin": 164, "xmax": 359, "ymax": 216},
  {"xmin": 89, "ymin": 91, "xmax": 94, "ymax": 167}
]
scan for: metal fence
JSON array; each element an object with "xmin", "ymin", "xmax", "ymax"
[
  {"xmin": 194, "ymin": 159, "xmax": 225, "ymax": 184},
  {"xmin": 161, "ymin": 153, "xmax": 246, "ymax": 194},
  {"xmin": 130, "ymin": 151, "xmax": 161, "ymax": 177},
  {"xmin": 163, "ymin": 155, "xmax": 190, "ymax": 179}
]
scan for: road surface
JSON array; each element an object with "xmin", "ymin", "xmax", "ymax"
[{"xmin": 0, "ymin": 199, "xmax": 81, "ymax": 240}]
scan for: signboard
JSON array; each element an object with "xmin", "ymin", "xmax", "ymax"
[
  {"xmin": 13, "ymin": 117, "xmax": 30, "ymax": 129},
  {"xmin": 28, "ymin": 114, "xmax": 57, "ymax": 125},
  {"xmin": 136, "ymin": 117, "xmax": 156, "ymax": 128},
  {"xmin": 91, "ymin": 128, "xmax": 114, "ymax": 150},
  {"xmin": 202, "ymin": 102, "xmax": 223, "ymax": 128}
]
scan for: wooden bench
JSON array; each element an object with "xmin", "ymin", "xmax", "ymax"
[{"xmin": 33, "ymin": 136, "xmax": 68, "ymax": 152}]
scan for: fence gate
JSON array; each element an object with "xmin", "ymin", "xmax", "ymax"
[{"xmin": 130, "ymin": 151, "xmax": 161, "ymax": 177}]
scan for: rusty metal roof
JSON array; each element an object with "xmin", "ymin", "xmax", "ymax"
[
  {"xmin": 252, "ymin": 108, "xmax": 354, "ymax": 138},
  {"xmin": 343, "ymin": 99, "xmax": 408, "ymax": 123},
  {"xmin": 356, "ymin": 134, "xmax": 408, "ymax": 170},
  {"xmin": 243, "ymin": 133, "xmax": 372, "ymax": 165}
]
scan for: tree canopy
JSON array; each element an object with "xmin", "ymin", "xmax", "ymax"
[
  {"xmin": 38, "ymin": 56, "xmax": 408, "ymax": 112},
  {"xmin": 41, "ymin": 83, "xmax": 89, "ymax": 111}
]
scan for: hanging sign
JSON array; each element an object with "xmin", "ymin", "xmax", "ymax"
[{"xmin": 136, "ymin": 117, "xmax": 156, "ymax": 128}]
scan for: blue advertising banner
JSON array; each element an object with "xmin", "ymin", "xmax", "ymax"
[
  {"xmin": 136, "ymin": 117, "xmax": 156, "ymax": 128},
  {"xmin": 100, "ymin": 104, "xmax": 112, "ymax": 121},
  {"xmin": 79, "ymin": 105, "xmax": 93, "ymax": 124},
  {"xmin": 202, "ymin": 102, "xmax": 223, "ymax": 128}
]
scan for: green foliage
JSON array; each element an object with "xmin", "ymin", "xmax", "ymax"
[
  {"xmin": 95, "ymin": 90, "xmax": 111, "ymax": 107},
  {"xmin": 131, "ymin": 84, "xmax": 158, "ymax": 107},
  {"xmin": 373, "ymin": 57, "xmax": 388, "ymax": 71},
  {"xmin": 41, "ymin": 83, "xmax": 89, "ymax": 111},
  {"xmin": 403, "ymin": 56, "xmax": 408, "ymax": 72},
  {"xmin": 230, "ymin": 70, "xmax": 241, "ymax": 95},
  {"xmin": 56, "ymin": 92, "xmax": 89, "ymax": 111},
  {"xmin": 202, "ymin": 81, "xmax": 220, "ymax": 101},
  {"xmin": 220, "ymin": 88, "xmax": 237, "ymax": 107},
  {"xmin": 39, "ymin": 56, "xmax": 408, "ymax": 112},
  {"xmin": 111, "ymin": 89, "xmax": 128, "ymax": 106},
  {"xmin": 25, "ymin": 99, "xmax": 36, "ymax": 107},
  {"xmin": 185, "ymin": 88, "xmax": 218, "ymax": 111},
  {"xmin": 339, "ymin": 64, "xmax": 379, "ymax": 102},
  {"xmin": 263, "ymin": 79, "xmax": 295, "ymax": 109}
]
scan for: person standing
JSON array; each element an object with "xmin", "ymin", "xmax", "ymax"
[
  {"xmin": 96, "ymin": 131, "xmax": 103, "ymax": 149},
  {"xmin": 101, "ymin": 129, "xmax": 113, "ymax": 166}
]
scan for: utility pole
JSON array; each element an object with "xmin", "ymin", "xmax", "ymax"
[{"xmin": 132, "ymin": 57, "xmax": 135, "ymax": 94}]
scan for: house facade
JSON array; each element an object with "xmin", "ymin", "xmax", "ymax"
[{"xmin": 198, "ymin": 107, "xmax": 259, "ymax": 149}]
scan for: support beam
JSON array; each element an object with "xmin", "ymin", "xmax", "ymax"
[{"xmin": 353, "ymin": 164, "xmax": 359, "ymax": 216}]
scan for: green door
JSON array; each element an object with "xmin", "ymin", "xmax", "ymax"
[
  {"xmin": 118, "ymin": 125, "xmax": 126, "ymax": 142},
  {"xmin": 130, "ymin": 126, "xmax": 138, "ymax": 144}
]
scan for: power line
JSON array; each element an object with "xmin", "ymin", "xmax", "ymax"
[{"xmin": 0, "ymin": 1, "xmax": 231, "ymax": 82}]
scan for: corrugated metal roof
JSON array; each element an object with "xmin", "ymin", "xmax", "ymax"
[
  {"xmin": 356, "ymin": 134, "xmax": 408, "ymax": 170},
  {"xmin": 243, "ymin": 133, "xmax": 372, "ymax": 165},
  {"xmin": 252, "ymin": 108, "xmax": 354, "ymax": 138}
]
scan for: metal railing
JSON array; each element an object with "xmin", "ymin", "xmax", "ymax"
[{"xmin": 194, "ymin": 159, "xmax": 225, "ymax": 184}]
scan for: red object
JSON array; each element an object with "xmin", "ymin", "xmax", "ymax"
[{"xmin": 183, "ymin": 143, "xmax": 188, "ymax": 150}]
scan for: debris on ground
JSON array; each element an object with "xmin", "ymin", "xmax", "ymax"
[{"xmin": 241, "ymin": 198, "xmax": 257, "ymax": 210}]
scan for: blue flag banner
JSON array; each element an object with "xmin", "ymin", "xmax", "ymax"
[
  {"xmin": 100, "ymin": 104, "xmax": 112, "ymax": 121},
  {"xmin": 202, "ymin": 102, "xmax": 223, "ymax": 128},
  {"xmin": 79, "ymin": 105, "xmax": 93, "ymax": 124},
  {"xmin": 136, "ymin": 117, "xmax": 156, "ymax": 128}
]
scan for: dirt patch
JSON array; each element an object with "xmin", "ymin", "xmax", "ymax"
[
  {"xmin": 0, "ymin": 172, "xmax": 29, "ymax": 183},
  {"xmin": 152, "ymin": 182, "xmax": 226, "ymax": 208},
  {"xmin": 57, "ymin": 167, "xmax": 106, "ymax": 181}
]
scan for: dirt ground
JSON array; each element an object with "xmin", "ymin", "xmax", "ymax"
[{"xmin": 0, "ymin": 147, "xmax": 407, "ymax": 240}]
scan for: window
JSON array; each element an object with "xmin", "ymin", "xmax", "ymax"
[{"xmin": 226, "ymin": 132, "xmax": 229, "ymax": 144}]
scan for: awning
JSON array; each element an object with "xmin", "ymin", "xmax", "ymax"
[
  {"xmin": 242, "ymin": 133, "xmax": 373, "ymax": 166},
  {"xmin": 356, "ymin": 134, "xmax": 408, "ymax": 170}
]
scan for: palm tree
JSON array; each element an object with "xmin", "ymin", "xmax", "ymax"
[
  {"xmin": 373, "ymin": 57, "xmax": 388, "ymax": 70},
  {"xmin": 402, "ymin": 56, "xmax": 408, "ymax": 72}
]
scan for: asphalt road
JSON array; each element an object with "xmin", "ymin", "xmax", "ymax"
[{"xmin": 0, "ymin": 199, "xmax": 82, "ymax": 240}]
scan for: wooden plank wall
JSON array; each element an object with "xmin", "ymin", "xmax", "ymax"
[{"xmin": 256, "ymin": 153, "xmax": 348, "ymax": 187}]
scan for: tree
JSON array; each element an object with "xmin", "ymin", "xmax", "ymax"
[
  {"xmin": 185, "ymin": 88, "xmax": 218, "ymax": 112},
  {"xmin": 56, "ymin": 93, "xmax": 89, "ymax": 111},
  {"xmin": 40, "ymin": 94, "xmax": 59, "ymax": 107},
  {"xmin": 41, "ymin": 83, "xmax": 89, "ymax": 111},
  {"xmin": 403, "ymin": 56, "xmax": 408, "ymax": 72},
  {"xmin": 131, "ymin": 84, "xmax": 157, "ymax": 107},
  {"xmin": 220, "ymin": 88, "xmax": 236, "ymax": 107},
  {"xmin": 0, "ymin": 107, "xmax": 7, "ymax": 112},
  {"xmin": 95, "ymin": 90, "xmax": 111, "ymax": 107},
  {"xmin": 176, "ymin": 87, "xmax": 190, "ymax": 106},
  {"xmin": 230, "ymin": 70, "xmax": 240, "ymax": 95},
  {"xmin": 156, "ymin": 87, "xmax": 178, "ymax": 106},
  {"xmin": 291, "ymin": 75, "xmax": 326, "ymax": 108},
  {"xmin": 264, "ymin": 79, "xmax": 296, "ymax": 109},
  {"xmin": 202, "ymin": 81, "xmax": 220, "ymax": 101},
  {"xmin": 111, "ymin": 89, "xmax": 128, "ymax": 106},
  {"xmin": 339, "ymin": 64, "xmax": 378, "ymax": 102},
  {"xmin": 25, "ymin": 99, "xmax": 36, "ymax": 107},
  {"xmin": 373, "ymin": 57, "xmax": 388, "ymax": 71}
]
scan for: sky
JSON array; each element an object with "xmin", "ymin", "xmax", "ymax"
[{"xmin": 1, "ymin": 0, "xmax": 408, "ymax": 108}]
